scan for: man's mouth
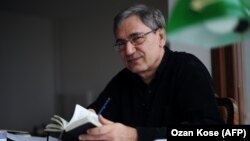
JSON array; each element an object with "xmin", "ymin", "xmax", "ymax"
[{"xmin": 127, "ymin": 56, "xmax": 142, "ymax": 63}]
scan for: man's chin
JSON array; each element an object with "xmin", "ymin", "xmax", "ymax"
[{"xmin": 128, "ymin": 67, "xmax": 145, "ymax": 74}]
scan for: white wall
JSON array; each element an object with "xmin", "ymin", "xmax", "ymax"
[
  {"xmin": 170, "ymin": 42, "xmax": 212, "ymax": 74},
  {"xmin": 0, "ymin": 12, "xmax": 55, "ymax": 131}
]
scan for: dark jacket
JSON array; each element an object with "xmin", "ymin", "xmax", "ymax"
[{"xmin": 88, "ymin": 47, "xmax": 224, "ymax": 141}]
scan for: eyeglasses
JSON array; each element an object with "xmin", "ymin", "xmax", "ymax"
[{"xmin": 113, "ymin": 28, "xmax": 158, "ymax": 51}]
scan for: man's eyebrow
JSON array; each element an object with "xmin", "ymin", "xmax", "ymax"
[
  {"xmin": 129, "ymin": 32, "xmax": 143, "ymax": 37},
  {"xmin": 115, "ymin": 38, "xmax": 124, "ymax": 42},
  {"xmin": 115, "ymin": 32, "xmax": 143, "ymax": 41}
]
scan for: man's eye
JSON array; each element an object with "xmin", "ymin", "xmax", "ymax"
[
  {"xmin": 116, "ymin": 41, "xmax": 126, "ymax": 46},
  {"xmin": 132, "ymin": 36, "xmax": 144, "ymax": 43}
]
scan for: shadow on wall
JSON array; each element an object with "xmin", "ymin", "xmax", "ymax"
[{"xmin": 55, "ymin": 91, "xmax": 97, "ymax": 120}]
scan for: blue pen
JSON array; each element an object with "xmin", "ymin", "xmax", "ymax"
[{"xmin": 98, "ymin": 97, "xmax": 111, "ymax": 115}]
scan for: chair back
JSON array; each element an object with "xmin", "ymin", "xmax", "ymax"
[{"xmin": 216, "ymin": 97, "xmax": 239, "ymax": 125}]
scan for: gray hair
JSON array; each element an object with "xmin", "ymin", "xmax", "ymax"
[{"xmin": 113, "ymin": 4, "xmax": 166, "ymax": 35}]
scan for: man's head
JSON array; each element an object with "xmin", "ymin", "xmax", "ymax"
[{"xmin": 113, "ymin": 4, "xmax": 166, "ymax": 82}]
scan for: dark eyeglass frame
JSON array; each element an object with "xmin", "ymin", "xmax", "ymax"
[{"xmin": 113, "ymin": 28, "xmax": 158, "ymax": 51}]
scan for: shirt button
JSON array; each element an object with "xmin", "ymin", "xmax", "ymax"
[{"xmin": 148, "ymin": 89, "xmax": 152, "ymax": 94}]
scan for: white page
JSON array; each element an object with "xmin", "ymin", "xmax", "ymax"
[{"xmin": 67, "ymin": 104, "xmax": 91, "ymax": 126}]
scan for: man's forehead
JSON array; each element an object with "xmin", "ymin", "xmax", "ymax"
[{"xmin": 115, "ymin": 21, "xmax": 150, "ymax": 38}]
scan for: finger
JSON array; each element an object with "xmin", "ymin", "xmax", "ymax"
[
  {"xmin": 79, "ymin": 134, "xmax": 104, "ymax": 141},
  {"xmin": 99, "ymin": 115, "xmax": 114, "ymax": 125},
  {"xmin": 87, "ymin": 126, "xmax": 105, "ymax": 135}
]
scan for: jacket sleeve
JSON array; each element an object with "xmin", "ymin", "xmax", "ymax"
[{"xmin": 136, "ymin": 127, "xmax": 166, "ymax": 141}]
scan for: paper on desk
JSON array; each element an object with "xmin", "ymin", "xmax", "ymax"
[
  {"xmin": 154, "ymin": 139, "xmax": 167, "ymax": 141},
  {"xmin": 7, "ymin": 133, "xmax": 58, "ymax": 141}
]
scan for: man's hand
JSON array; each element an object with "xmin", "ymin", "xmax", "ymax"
[{"xmin": 79, "ymin": 115, "xmax": 138, "ymax": 141}]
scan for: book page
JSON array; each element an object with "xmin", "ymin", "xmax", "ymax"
[
  {"xmin": 64, "ymin": 104, "xmax": 101, "ymax": 132},
  {"xmin": 51, "ymin": 115, "xmax": 68, "ymax": 127},
  {"xmin": 67, "ymin": 104, "xmax": 92, "ymax": 126},
  {"xmin": 44, "ymin": 114, "xmax": 69, "ymax": 132}
]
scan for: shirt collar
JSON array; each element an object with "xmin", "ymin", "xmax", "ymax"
[{"xmin": 154, "ymin": 45, "xmax": 172, "ymax": 79}]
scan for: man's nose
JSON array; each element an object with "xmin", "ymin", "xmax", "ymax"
[{"xmin": 125, "ymin": 41, "xmax": 136, "ymax": 55}]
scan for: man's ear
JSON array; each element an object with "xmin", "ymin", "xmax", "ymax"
[{"xmin": 158, "ymin": 28, "xmax": 166, "ymax": 48}]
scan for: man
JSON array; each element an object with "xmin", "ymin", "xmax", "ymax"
[{"xmin": 79, "ymin": 4, "xmax": 224, "ymax": 141}]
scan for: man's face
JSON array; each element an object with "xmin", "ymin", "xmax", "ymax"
[{"xmin": 115, "ymin": 15, "xmax": 166, "ymax": 76}]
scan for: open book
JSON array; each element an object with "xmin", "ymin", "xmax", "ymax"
[{"xmin": 44, "ymin": 104, "xmax": 102, "ymax": 140}]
